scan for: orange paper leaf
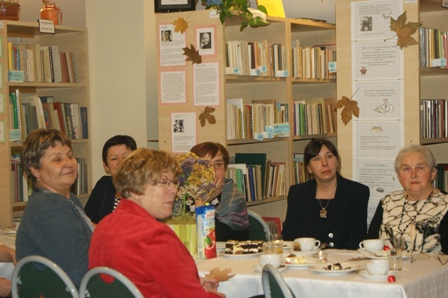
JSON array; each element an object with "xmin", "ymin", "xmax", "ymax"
[
  {"xmin": 173, "ymin": 17, "xmax": 188, "ymax": 33},
  {"xmin": 183, "ymin": 44, "xmax": 202, "ymax": 64},
  {"xmin": 198, "ymin": 106, "xmax": 216, "ymax": 127},
  {"xmin": 335, "ymin": 96, "xmax": 359, "ymax": 125},
  {"xmin": 389, "ymin": 11, "xmax": 422, "ymax": 49},
  {"xmin": 204, "ymin": 267, "xmax": 235, "ymax": 282}
]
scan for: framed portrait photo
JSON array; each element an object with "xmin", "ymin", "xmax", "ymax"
[
  {"xmin": 154, "ymin": 0, "xmax": 196, "ymax": 13},
  {"xmin": 196, "ymin": 26, "xmax": 216, "ymax": 56}
]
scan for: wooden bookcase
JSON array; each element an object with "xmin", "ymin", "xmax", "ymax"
[
  {"xmin": 0, "ymin": 21, "xmax": 91, "ymax": 229},
  {"xmin": 336, "ymin": 0, "xmax": 448, "ymax": 180},
  {"xmin": 156, "ymin": 11, "xmax": 336, "ymax": 209}
]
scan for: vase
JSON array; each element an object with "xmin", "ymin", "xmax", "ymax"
[
  {"xmin": 0, "ymin": 2, "xmax": 20, "ymax": 21},
  {"xmin": 40, "ymin": 2, "xmax": 62, "ymax": 25}
]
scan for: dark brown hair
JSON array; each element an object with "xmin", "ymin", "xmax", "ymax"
[{"xmin": 190, "ymin": 142, "xmax": 230, "ymax": 169}]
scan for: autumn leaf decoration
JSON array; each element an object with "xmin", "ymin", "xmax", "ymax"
[
  {"xmin": 389, "ymin": 11, "xmax": 422, "ymax": 49},
  {"xmin": 183, "ymin": 44, "xmax": 202, "ymax": 64},
  {"xmin": 335, "ymin": 95, "xmax": 360, "ymax": 126},
  {"xmin": 204, "ymin": 267, "xmax": 235, "ymax": 282},
  {"xmin": 198, "ymin": 106, "xmax": 216, "ymax": 127},
  {"xmin": 173, "ymin": 17, "xmax": 188, "ymax": 33}
]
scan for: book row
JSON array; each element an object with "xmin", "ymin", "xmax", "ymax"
[
  {"xmin": 7, "ymin": 42, "xmax": 78, "ymax": 83},
  {"xmin": 11, "ymin": 156, "xmax": 88, "ymax": 203},
  {"xmin": 420, "ymin": 99, "xmax": 448, "ymax": 139},
  {"xmin": 9, "ymin": 91, "xmax": 88, "ymax": 142},
  {"xmin": 292, "ymin": 98, "xmax": 336, "ymax": 136},
  {"xmin": 419, "ymin": 27, "xmax": 448, "ymax": 68},
  {"xmin": 291, "ymin": 40, "xmax": 337, "ymax": 80},
  {"xmin": 226, "ymin": 98, "xmax": 289, "ymax": 140}
]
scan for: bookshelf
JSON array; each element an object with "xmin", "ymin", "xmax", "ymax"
[
  {"xmin": 335, "ymin": 0, "xmax": 448, "ymax": 180},
  {"xmin": 0, "ymin": 21, "xmax": 91, "ymax": 229},
  {"xmin": 156, "ymin": 11, "xmax": 337, "ymax": 209}
]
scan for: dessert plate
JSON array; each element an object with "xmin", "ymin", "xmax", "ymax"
[
  {"xmin": 284, "ymin": 256, "xmax": 319, "ymax": 269},
  {"xmin": 310, "ymin": 262, "xmax": 358, "ymax": 276},
  {"xmin": 254, "ymin": 264, "xmax": 287, "ymax": 273},
  {"xmin": 359, "ymin": 270, "xmax": 395, "ymax": 280},
  {"xmin": 220, "ymin": 252, "xmax": 262, "ymax": 259}
]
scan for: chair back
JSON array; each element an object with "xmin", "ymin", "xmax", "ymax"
[
  {"xmin": 79, "ymin": 266, "xmax": 144, "ymax": 298},
  {"xmin": 11, "ymin": 255, "xmax": 79, "ymax": 298},
  {"xmin": 262, "ymin": 264, "xmax": 295, "ymax": 298},
  {"xmin": 248, "ymin": 210, "xmax": 271, "ymax": 241}
]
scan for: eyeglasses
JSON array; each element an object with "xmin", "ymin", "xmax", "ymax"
[
  {"xmin": 158, "ymin": 178, "xmax": 179, "ymax": 188},
  {"xmin": 206, "ymin": 161, "xmax": 225, "ymax": 170}
]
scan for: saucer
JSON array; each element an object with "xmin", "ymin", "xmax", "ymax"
[{"xmin": 359, "ymin": 270, "xmax": 394, "ymax": 280}]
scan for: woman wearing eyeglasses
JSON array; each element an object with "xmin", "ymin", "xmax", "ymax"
[
  {"xmin": 89, "ymin": 148, "xmax": 225, "ymax": 297},
  {"xmin": 190, "ymin": 142, "xmax": 250, "ymax": 241}
]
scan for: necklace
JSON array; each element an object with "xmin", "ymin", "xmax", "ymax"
[
  {"xmin": 318, "ymin": 199, "xmax": 331, "ymax": 218},
  {"xmin": 397, "ymin": 191, "xmax": 432, "ymax": 235}
]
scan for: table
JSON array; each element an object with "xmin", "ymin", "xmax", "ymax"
[
  {"xmin": 0, "ymin": 233, "xmax": 16, "ymax": 279},
  {"xmin": 196, "ymin": 249, "xmax": 448, "ymax": 298}
]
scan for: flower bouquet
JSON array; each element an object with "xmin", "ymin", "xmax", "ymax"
[{"xmin": 166, "ymin": 152, "xmax": 216, "ymax": 256}]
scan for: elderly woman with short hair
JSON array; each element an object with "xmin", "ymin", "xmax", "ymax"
[{"xmin": 368, "ymin": 144, "xmax": 448, "ymax": 254}]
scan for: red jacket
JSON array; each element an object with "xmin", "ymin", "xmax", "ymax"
[{"xmin": 89, "ymin": 199, "xmax": 221, "ymax": 297}]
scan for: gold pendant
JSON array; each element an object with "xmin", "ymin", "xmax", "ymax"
[{"xmin": 320, "ymin": 208, "xmax": 327, "ymax": 218}]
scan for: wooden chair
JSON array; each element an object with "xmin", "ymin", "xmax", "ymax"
[
  {"xmin": 248, "ymin": 210, "xmax": 271, "ymax": 242},
  {"xmin": 11, "ymin": 255, "xmax": 79, "ymax": 298},
  {"xmin": 79, "ymin": 266, "xmax": 144, "ymax": 298},
  {"xmin": 262, "ymin": 264, "xmax": 296, "ymax": 298}
]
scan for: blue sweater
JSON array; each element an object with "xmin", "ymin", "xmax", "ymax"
[{"xmin": 16, "ymin": 189, "xmax": 92, "ymax": 287}]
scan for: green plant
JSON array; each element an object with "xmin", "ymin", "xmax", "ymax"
[{"xmin": 201, "ymin": 0, "xmax": 269, "ymax": 31}]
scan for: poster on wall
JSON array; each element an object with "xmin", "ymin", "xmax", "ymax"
[
  {"xmin": 171, "ymin": 112, "xmax": 197, "ymax": 153},
  {"xmin": 351, "ymin": 0, "xmax": 402, "ymax": 41},
  {"xmin": 159, "ymin": 24, "xmax": 187, "ymax": 67},
  {"xmin": 352, "ymin": 80, "xmax": 404, "ymax": 120},
  {"xmin": 353, "ymin": 120, "xmax": 404, "ymax": 160},
  {"xmin": 160, "ymin": 71, "xmax": 186, "ymax": 104}
]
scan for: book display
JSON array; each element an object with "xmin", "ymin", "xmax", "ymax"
[
  {"xmin": 0, "ymin": 21, "xmax": 91, "ymax": 229},
  {"xmin": 156, "ymin": 10, "xmax": 336, "ymax": 207}
]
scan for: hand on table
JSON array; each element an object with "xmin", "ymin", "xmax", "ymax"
[{"xmin": 200, "ymin": 277, "xmax": 226, "ymax": 297}]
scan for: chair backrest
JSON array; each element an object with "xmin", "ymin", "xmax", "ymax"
[
  {"xmin": 79, "ymin": 266, "xmax": 144, "ymax": 298},
  {"xmin": 262, "ymin": 264, "xmax": 295, "ymax": 298},
  {"xmin": 11, "ymin": 255, "xmax": 79, "ymax": 298},
  {"xmin": 248, "ymin": 210, "xmax": 271, "ymax": 242}
]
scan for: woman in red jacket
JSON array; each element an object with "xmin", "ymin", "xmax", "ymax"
[{"xmin": 89, "ymin": 148, "xmax": 225, "ymax": 298}]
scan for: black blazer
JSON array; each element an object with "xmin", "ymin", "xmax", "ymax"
[
  {"xmin": 84, "ymin": 176, "xmax": 116, "ymax": 224},
  {"xmin": 282, "ymin": 173, "xmax": 370, "ymax": 250}
]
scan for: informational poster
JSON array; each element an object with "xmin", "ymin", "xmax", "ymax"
[
  {"xmin": 160, "ymin": 71, "xmax": 186, "ymax": 104},
  {"xmin": 159, "ymin": 24, "xmax": 186, "ymax": 67},
  {"xmin": 193, "ymin": 62, "xmax": 220, "ymax": 106},
  {"xmin": 171, "ymin": 112, "xmax": 197, "ymax": 153},
  {"xmin": 353, "ymin": 160, "xmax": 403, "ymax": 224},
  {"xmin": 353, "ymin": 120, "xmax": 403, "ymax": 160},
  {"xmin": 352, "ymin": 39, "xmax": 403, "ymax": 80},
  {"xmin": 353, "ymin": 80, "xmax": 403, "ymax": 120},
  {"xmin": 351, "ymin": 0, "xmax": 401, "ymax": 41}
]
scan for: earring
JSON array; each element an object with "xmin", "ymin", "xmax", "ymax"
[{"xmin": 36, "ymin": 178, "xmax": 40, "ymax": 182}]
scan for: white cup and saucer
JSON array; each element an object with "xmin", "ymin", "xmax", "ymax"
[{"xmin": 359, "ymin": 259, "xmax": 392, "ymax": 280}]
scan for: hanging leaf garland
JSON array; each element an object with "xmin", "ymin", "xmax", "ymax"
[
  {"xmin": 335, "ymin": 96, "xmax": 360, "ymax": 125},
  {"xmin": 183, "ymin": 44, "xmax": 202, "ymax": 64},
  {"xmin": 389, "ymin": 11, "xmax": 422, "ymax": 49},
  {"xmin": 198, "ymin": 106, "xmax": 216, "ymax": 127}
]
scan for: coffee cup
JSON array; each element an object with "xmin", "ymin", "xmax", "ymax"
[
  {"xmin": 294, "ymin": 237, "xmax": 321, "ymax": 251},
  {"xmin": 366, "ymin": 259, "xmax": 389, "ymax": 275},
  {"xmin": 359, "ymin": 239, "xmax": 384, "ymax": 253},
  {"xmin": 259, "ymin": 253, "xmax": 282, "ymax": 268}
]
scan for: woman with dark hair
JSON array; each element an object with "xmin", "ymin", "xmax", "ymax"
[
  {"xmin": 16, "ymin": 129, "xmax": 93, "ymax": 287},
  {"xmin": 282, "ymin": 138, "xmax": 370, "ymax": 249},
  {"xmin": 84, "ymin": 135, "xmax": 137, "ymax": 223},
  {"xmin": 190, "ymin": 142, "xmax": 250, "ymax": 241}
]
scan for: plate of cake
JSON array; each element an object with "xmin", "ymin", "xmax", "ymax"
[
  {"xmin": 310, "ymin": 262, "xmax": 359, "ymax": 276},
  {"xmin": 221, "ymin": 240, "xmax": 264, "ymax": 258},
  {"xmin": 284, "ymin": 254, "xmax": 319, "ymax": 269}
]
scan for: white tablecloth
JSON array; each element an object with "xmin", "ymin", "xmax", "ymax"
[
  {"xmin": 196, "ymin": 249, "xmax": 448, "ymax": 298},
  {"xmin": 0, "ymin": 235, "xmax": 16, "ymax": 279}
]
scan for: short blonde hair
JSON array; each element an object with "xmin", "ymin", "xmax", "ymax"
[{"xmin": 113, "ymin": 148, "xmax": 179, "ymax": 198}]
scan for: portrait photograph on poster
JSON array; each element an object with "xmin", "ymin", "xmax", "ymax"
[{"xmin": 196, "ymin": 26, "xmax": 216, "ymax": 56}]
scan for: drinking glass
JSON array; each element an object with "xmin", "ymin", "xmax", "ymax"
[{"xmin": 270, "ymin": 234, "xmax": 283, "ymax": 254}]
